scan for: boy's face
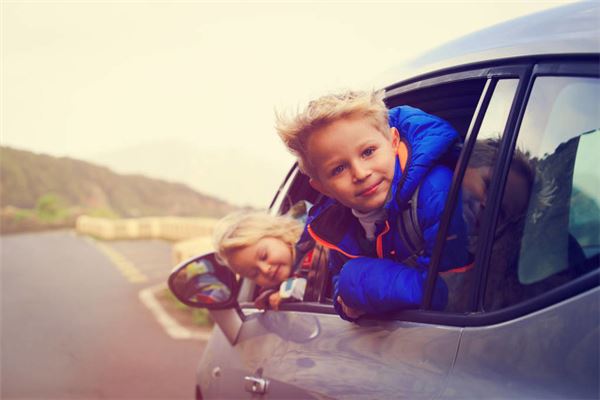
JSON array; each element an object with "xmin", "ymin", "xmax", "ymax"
[
  {"xmin": 227, "ymin": 237, "xmax": 292, "ymax": 288},
  {"xmin": 307, "ymin": 117, "xmax": 398, "ymax": 213}
]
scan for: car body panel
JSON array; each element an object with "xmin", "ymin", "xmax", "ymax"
[
  {"xmin": 442, "ymin": 287, "xmax": 600, "ymax": 399},
  {"xmin": 198, "ymin": 308, "xmax": 462, "ymax": 399}
]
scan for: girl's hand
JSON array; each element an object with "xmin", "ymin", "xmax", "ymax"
[
  {"xmin": 268, "ymin": 292, "xmax": 283, "ymax": 310},
  {"xmin": 337, "ymin": 296, "xmax": 365, "ymax": 319},
  {"xmin": 254, "ymin": 288, "xmax": 278, "ymax": 310}
]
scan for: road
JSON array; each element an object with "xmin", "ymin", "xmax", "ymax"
[{"xmin": 1, "ymin": 230, "xmax": 207, "ymax": 399}]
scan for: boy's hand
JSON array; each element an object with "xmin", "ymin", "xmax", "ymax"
[{"xmin": 337, "ymin": 296, "xmax": 365, "ymax": 319}]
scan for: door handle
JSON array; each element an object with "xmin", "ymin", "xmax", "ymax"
[{"xmin": 244, "ymin": 376, "xmax": 269, "ymax": 394}]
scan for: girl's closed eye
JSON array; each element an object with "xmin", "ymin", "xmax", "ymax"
[{"xmin": 258, "ymin": 248, "xmax": 268, "ymax": 261}]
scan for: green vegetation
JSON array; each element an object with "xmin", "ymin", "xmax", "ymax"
[
  {"xmin": 163, "ymin": 287, "xmax": 214, "ymax": 328},
  {"xmin": 0, "ymin": 146, "xmax": 237, "ymax": 234},
  {"xmin": 1, "ymin": 192, "xmax": 76, "ymax": 234},
  {"xmin": 35, "ymin": 193, "xmax": 67, "ymax": 222}
]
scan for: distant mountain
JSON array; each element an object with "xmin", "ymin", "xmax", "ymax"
[
  {"xmin": 84, "ymin": 139, "xmax": 294, "ymax": 209},
  {"xmin": 0, "ymin": 146, "xmax": 237, "ymax": 218}
]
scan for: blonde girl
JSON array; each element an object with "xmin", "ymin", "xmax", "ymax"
[{"xmin": 212, "ymin": 211, "xmax": 304, "ymax": 309}]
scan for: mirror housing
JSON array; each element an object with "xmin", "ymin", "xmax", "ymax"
[{"xmin": 168, "ymin": 252, "xmax": 240, "ymax": 310}]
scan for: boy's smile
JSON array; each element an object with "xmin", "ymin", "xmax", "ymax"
[{"xmin": 307, "ymin": 116, "xmax": 399, "ymax": 213}]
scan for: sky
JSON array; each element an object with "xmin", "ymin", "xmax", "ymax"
[{"xmin": 1, "ymin": 0, "xmax": 577, "ymax": 208}]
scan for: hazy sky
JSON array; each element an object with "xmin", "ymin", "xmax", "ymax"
[{"xmin": 2, "ymin": 1, "xmax": 576, "ymax": 207}]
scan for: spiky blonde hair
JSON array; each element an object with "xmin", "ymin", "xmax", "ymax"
[
  {"xmin": 212, "ymin": 210, "xmax": 303, "ymax": 269},
  {"xmin": 275, "ymin": 89, "xmax": 390, "ymax": 177}
]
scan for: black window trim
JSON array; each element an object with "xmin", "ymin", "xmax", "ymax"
[
  {"xmin": 384, "ymin": 55, "xmax": 599, "ymax": 94},
  {"xmin": 269, "ymin": 163, "xmax": 298, "ymax": 211},
  {"xmin": 388, "ymin": 268, "xmax": 599, "ymax": 327},
  {"xmin": 385, "ymin": 64, "xmax": 526, "ymax": 99}
]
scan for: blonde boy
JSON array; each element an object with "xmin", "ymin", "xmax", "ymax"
[{"xmin": 276, "ymin": 90, "xmax": 469, "ymax": 321}]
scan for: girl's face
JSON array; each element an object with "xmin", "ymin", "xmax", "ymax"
[{"xmin": 227, "ymin": 237, "xmax": 293, "ymax": 288}]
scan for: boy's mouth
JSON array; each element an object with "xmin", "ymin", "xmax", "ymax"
[{"xmin": 357, "ymin": 181, "xmax": 382, "ymax": 197}]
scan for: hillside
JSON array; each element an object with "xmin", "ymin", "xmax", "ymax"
[{"xmin": 0, "ymin": 146, "xmax": 237, "ymax": 219}]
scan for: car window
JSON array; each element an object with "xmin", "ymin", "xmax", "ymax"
[
  {"xmin": 386, "ymin": 78, "xmax": 486, "ymax": 138},
  {"xmin": 484, "ymin": 76, "xmax": 600, "ymax": 311},
  {"xmin": 443, "ymin": 79, "xmax": 519, "ymax": 313}
]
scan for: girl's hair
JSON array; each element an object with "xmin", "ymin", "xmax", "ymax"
[{"xmin": 212, "ymin": 210, "xmax": 303, "ymax": 268}]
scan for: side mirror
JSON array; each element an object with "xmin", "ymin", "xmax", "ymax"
[{"xmin": 168, "ymin": 252, "xmax": 239, "ymax": 310}]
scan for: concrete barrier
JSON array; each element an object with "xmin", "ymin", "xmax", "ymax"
[
  {"xmin": 76, "ymin": 216, "xmax": 218, "ymax": 242},
  {"xmin": 171, "ymin": 236, "xmax": 214, "ymax": 265}
]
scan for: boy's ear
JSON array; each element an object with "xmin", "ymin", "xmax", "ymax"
[{"xmin": 390, "ymin": 127, "xmax": 400, "ymax": 149}]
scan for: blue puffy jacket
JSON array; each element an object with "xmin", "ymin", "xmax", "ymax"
[{"xmin": 303, "ymin": 106, "xmax": 469, "ymax": 321}]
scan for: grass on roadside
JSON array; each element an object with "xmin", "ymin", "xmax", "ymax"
[{"xmin": 161, "ymin": 287, "xmax": 214, "ymax": 328}]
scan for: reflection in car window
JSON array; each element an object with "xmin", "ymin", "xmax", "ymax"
[
  {"xmin": 484, "ymin": 76, "xmax": 600, "ymax": 311},
  {"xmin": 443, "ymin": 79, "xmax": 518, "ymax": 313}
]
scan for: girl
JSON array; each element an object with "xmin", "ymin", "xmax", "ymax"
[{"xmin": 212, "ymin": 210, "xmax": 305, "ymax": 310}]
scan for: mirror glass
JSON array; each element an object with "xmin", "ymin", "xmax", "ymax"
[{"xmin": 168, "ymin": 252, "xmax": 238, "ymax": 308}]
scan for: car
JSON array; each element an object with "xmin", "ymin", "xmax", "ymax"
[{"xmin": 169, "ymin": 2, "xmax": 600, "ymax": 399}]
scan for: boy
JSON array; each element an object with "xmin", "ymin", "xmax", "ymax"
[{"xmin": 276, "ymin": 90, "xmax": 469, "ymax": 321}]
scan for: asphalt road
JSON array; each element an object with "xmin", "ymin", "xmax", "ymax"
[{"xmin": 1, "ymin": 230, "xmax": 206, "ymax": 399}]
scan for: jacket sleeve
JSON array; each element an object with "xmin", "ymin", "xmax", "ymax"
[
  {"xmin": 337, "ymin": 257, "xmax": 448, "ymax": 315},
  {"xmin": 328, "ymin": 251, "xmax": 358, "ymax": 321}
]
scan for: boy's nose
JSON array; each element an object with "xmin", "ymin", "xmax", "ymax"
[{"xmin": 351, "ymin": 162, "xmax": 370, "ymax": 182}]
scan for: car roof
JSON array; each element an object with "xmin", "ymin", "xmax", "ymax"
[{"xmin": 379, "ymin": 2, "xmax": 600, "ymax": 89}]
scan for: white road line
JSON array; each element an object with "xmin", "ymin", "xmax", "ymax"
[
  {"xmin": 138, "ymin": 283, "xmax": 212, "ymax": 341},
  {"xmin": 84, "ymin": 237, "xmax": 149, "ymax": 283},
  {"xmin": 82, "ymin": 235, "xmax": 210, "ymax": 340}
]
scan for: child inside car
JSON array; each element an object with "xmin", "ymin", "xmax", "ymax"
[
  {"xmin": 276, "ymin": 89, "xmax": 470, "ymax": 321},
  {"xmin": 212, "ymin": 208, "xmax": 327, "ymax": 310}
]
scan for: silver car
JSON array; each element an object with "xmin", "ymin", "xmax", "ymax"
[{"xmin": 169, "ymin": 2, "xmax": 600, "ymax": 398}]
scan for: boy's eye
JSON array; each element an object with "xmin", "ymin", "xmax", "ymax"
[
  {"xmin": 331, "ymin": 165, "xmax": 345, "ymax": 177},
  {"xmin": 362, "ymin": 146, "xmax": 376, "ymax": 157}
]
